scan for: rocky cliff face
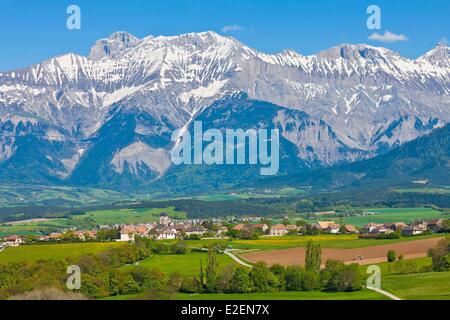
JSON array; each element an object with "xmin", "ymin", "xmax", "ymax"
[{"xmin": 0, "ymin": 31, "xmax": 448, "ymax": 189}]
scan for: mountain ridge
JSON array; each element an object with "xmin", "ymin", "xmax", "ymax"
[{"xmin": 0, "ymin": 31, "xmax": 449, "ymax": 191}]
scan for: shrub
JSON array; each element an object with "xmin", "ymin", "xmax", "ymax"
[
  {"xmin": 321, "ymin": 260, "xmax": 362, "ymax": 292},
  {"xmin": 301, "ymin": 271, "xmax": 320, "ymax": 291},
  {"xmin": 388, "ymin": 260, "xmax": 419, "ymax": 275},
  {"xmin": 170, "ymin": 241, "xmax": 190, "ymax": 254},
  {"xmin": 428, "ymin": 239, "xmax": 450, "ymax": 272},
  {"xmin": 9, "ymin": 288, "xmax": 88, "ymax": 300},
  {"xmin": 387, "ymin": 250, "xmax": 397, "ymax": 263},
  {"xmin": 180, "ymin": 277, "xmax": 199, "ymax": 293},
  {"xmin": 249, "ymin": 262, "xmax": 279, "ymax": 293},
  {"xmin": 284, "ymin": 266, "xmax": 303, "ymax": 291},
  {"xmin": 228, "ymin": 267, "xmax": 253, "ymax": 293}
]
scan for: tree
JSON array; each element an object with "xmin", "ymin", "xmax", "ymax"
[
  {"xmin": 270, "ymin": 264, "xmax": 286, "ymax": 290},
  {"xmin": 284, "ymin": 266, "xmax": 303, "ymax": 291},
  {"xmin": 171, "ymin": 241, "xmax": 190, "ymax": 254},
  {"xmin": 199, "ymin": 259, "xmax": 204, "ymax": 292},
  {"xmin": 249, "ymin": 262, "xmax": 279, "ymax": 292},
  {"xmin": 387, "ymin": 250, "xmax": 397, "ymax": 263},
  {"xmin": 205, "ymin": 249, "xmax": 219, "ymax": 293},
  {"xmin": 10, "ymin": 288, "xmax": 87, "ymax": 300},
  {"xmin": 216, "ymin": 265, "xmax": 236, "ymax": 293},
  {"xmin": 301, "ymin": 270, "xmax": 320, "ymax": 291},
  {"xmin": 180, "ymin": 277, "xmax": 199, "ymax": 293},
  {"xmin": 322, "ymin": 260, "xmax": 362, "ymax": 292},
  {"xmin": 228, "ymin": 267, "xmax": 253, "ymax": 293},
  {"xmin": 428, "ymin": 239, "xmax": 450, "ymax": 272},
  {"xmin": 305, "ymin": 240, "xmax": 322, "ymax": 274}
]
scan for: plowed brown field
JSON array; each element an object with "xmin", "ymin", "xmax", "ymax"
[{"xmin": 240, "ymin": 237, "xmax": 445, "ymax": 266}]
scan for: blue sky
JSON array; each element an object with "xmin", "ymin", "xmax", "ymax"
[{"xmin": 0, "ymin": 0, "xmax": 448, "ymax": 71}]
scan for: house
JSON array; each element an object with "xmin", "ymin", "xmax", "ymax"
[
  {"xmin": 48, "ymin": 232, "xmax": 63, "ymax": 241},
  {"xmin": 360, "ymin": 222, "xmax": 384, "ymax": 234},
  {"xmin": 135, "ymin": 225, "xmax": 149, "ymax": 236},
  {"xmin": 84, "ymin": 230, "xmax": 97, "ymax": 240},
  {"xmin": 118, "ymin": 226, "xmax": 137, "ymax": 242},
  {"xmin": 270, "ymin": 224, "xmax": 288, "ymax": 236},
  {"xmin": 4, "ymin": 235, "xmax": 23, "ymax": 247},
  {"xmin": 384, "ymin": 222, "xmax": 408, "ymax": 231},
  {"xmin": 232, "ymin": 224, "xmax": 245, "ymax": 231},
  {"xmin": 174, "ymin": 224, "xmax": 190, "ymax": 233},
  {"xmin": 74, "ymin": 231, "xmax": 86, "ymax": 241},
  {"xmin": 218, "ymin": 226, "xmax": 229, "ymax": 235},
  {"xmin": 426, "ymin": 219, "xmax": 444, "ymax": 233},
  {"xmin": 243, "ymin": 224, "xmax": 269, "ymax": 233},
  {"xmin": 156, "ymin": 228, "xmax": 177, "ymax": 240},
  {"xmin": 342, "ymin": 224, "xmax": 358, "ymax": 234},
  {"xmin": 185, "ymin": 226, "xmax": 207, "ymax": 237},
  {"xmin": 372, "ymin": 226, "xmax": 394, "ymax": 235},
  {"xmin": 410, "ymin": 221, "xmax": 428, "ymax": 232},
  {"xmin": 326, "ymin": 224, "xmax": 341, "ymax": 234},
  {"xmin": 402, "ymin": 226, "xmax": 424, "ymax": 236},
  {"xmin": 315, "ymin": 221, "xmax": 336, "ymax": 232},
  {"xmin": 286, "ymin": 224, "xmax": 299, "ymax": 234}
]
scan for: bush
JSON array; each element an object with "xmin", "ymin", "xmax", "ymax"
[
  {"xmin": 249, "ymin": 263, "xmax": 279, "ymax": 293},
  {"xmin": 284, "ymin": 266, "xmax": 303, "ymax": 291},
  {"xmin": 170, "ymin": 241, "xmax": 190, "ymax": 254},
  {"xmin": 228, "ymin": 267, "xmax": 253, "ymax": 293},
  {"xmin": 301, "ymin": 271, "xmax": 320, "ymax": 291},
  {"xmin": 428, "ymin": 239, "xmax": 450, "ymax": 272},
  {"xmin": 387, "ymin": 260, "xmax": 419, "ymax": 275},
  {"xmin": 180, "ymin": 277, "xmax": 199, "ymax": 293},
  {"xmin": 387, "ymin": 250, "xmax": 397, "ymax": 263},
  {"xmin": 321, "ymin": 260, "xmax": 362, "ymax": 292},
  {"xmin": 10, "ymin": 288, "xmax": 88, "ymax": 300}
]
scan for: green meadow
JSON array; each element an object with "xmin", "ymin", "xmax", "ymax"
[
  {"xmin": 195, "ymin": 187, "xmax": 308, "ymax": 202},
  {"xmin": 76, "ymin": 207, "xmax": 186, "ymax": 225},
  {"xmin": 0, "ymin": 242, "xmax": 126, "ymax": 264},
  {"xmin": 0, "ymin": 185, "xmax": 129, "ymax": 207},
  {"xmin": 122, "ymin": 251, "xmax": 237, "ymax": 277},
  {"xmin": 338, "ymin": 207, "xmax": 444, "ymax": 227},
  {"xmin": 382, "ymin": 271, "xmax": 450, "ymax": 300},
  {"xmin": 0, "ymin": 206, "xmax": 186, "ymax": 237},
  {"xmin": 393, "ymin": 187, "xmax": 450, "ymax": 195}
]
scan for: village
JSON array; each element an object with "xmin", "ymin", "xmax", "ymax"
[{"xmin": 0, "ymin": 211, "xmax": 447, "ymax": 249}]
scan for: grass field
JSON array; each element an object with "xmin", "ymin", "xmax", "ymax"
[
  {"xmin": 382, "ymin": 271, "xmax": 450, "ymax": 300},
  {"xmin": 393, "ymin": 187, "xmax": 450, "ymax": 195},
  {"xmin": 0, "ymin": 184, "xmax": 129, "ymax": 207},
  {"xmin": 0, "ymin": 218, "xmax": 92, "ymax": 237},
  {"xmin": 76, "ymin": 207, "xmax": 187, "ymax": 225},
  {"xmin": 122, "ymin": 251, "xmax": 237, "ymax": 277},
  {"xmin": 0, "ymin": 206, "xmax": 187, "ymax": 237},
  {"xmin": 359, "ymin": 256, "xmax": 432, "ymax": 276},
  {"xmin": 195, "ymin": 187, "xmax": 308, "ymax": 202},
  {"xmin": 0, "ymin": 242, "xmax": 126, "ymax": 264},
  {"xmin": 338, "ymin": 207, "xmax": 444, "ymax": 227}
]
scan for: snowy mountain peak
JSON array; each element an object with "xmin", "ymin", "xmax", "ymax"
[
  {"xmin": 316, "ymin": 44, "xmax": 396, "ymax": 61},
  {"xmin": 89, "ymin": 31, "xmax": 141, "ymax": 60},
  {"xmin": 0, "ymin": 31, "xmax": 449, "ymax": 183},
  {"xmin": 418, "ymin": 43, "xmax": 450, "ymax": 67}
]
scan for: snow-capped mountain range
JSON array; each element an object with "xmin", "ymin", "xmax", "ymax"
[{"xmin": 0, "ymin": 31, "xmax": 449, "ymax": 189}]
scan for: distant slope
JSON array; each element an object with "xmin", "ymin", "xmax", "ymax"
[{"xmin": 255, "ymin": 123, "xmax": 450, "ymax": 190}]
